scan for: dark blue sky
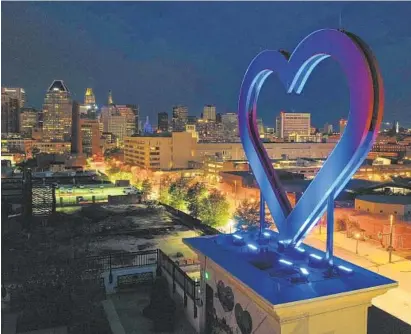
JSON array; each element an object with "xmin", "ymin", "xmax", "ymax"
[{"xmin": 2, "ymin": 2, "xmax": 411, "ymax": 128}]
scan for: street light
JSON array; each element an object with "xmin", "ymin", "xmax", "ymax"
[
  {"xmin": 354, "ymin": 233, "xmax": 360, "ymax": 255},
  {"xmin": 388, "ymin": 214, "xmax": 394, "ymax": 263}
]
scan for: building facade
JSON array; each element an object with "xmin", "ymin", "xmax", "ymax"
[
  {"xmin": 1, "ymin": 87, "xmax": 26, "ymax": 107},
  {"xmin": 202, "ymin": 104, "xmax": 216, "ymax": 121},
  {"xmin": 276, "ymin": 112, "xmax": 311, "ymax": 139},
  {"xmin": 1, "ymin": 93, "xmax": 20, "ymax": 134},
  {"xmin": 157, "ymin": 112, "xmax": 169, "ymax": 132},
  {"xmin": 80, "ymin": 119, "xmax": 101, "ymax": 156},
  {"xmin": 19, "ymin": 108, "xmax": 39, "ymax": 137},
  {"xmin": 42, "ymin": 80, "xmax": 73, "ymax": 141},
  {"xmin": 172, "ymin": 105, "xmax": 188, "ymax": 132}
]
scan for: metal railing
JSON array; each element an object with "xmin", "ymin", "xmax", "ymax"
[{"xmin": 158, "ymin": 249, "xmax": 201, "ymax": 318}]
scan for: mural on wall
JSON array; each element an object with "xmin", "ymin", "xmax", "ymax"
[
  {"xmin": 216, "ymin": 280, "xmax": 235, "ymax": 312},
  {"xmin": 212, "ymin": 280, "xmax": 253, "ymax": 334},
  {"xmin": 234, "ymin": 303, "xmax": 253, "ymax": 334}
]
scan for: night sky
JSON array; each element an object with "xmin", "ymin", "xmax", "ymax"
[{"xmin": 2, "ymin": 2, "xmax": 411, "ymax": 128}]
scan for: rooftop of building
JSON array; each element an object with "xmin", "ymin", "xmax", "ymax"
[
  {"xmin": 184, "ymin": 232, "xmax": 396, "ymax": 306},
  {"xmin": 356, "ymin": 195, "xmax": 411, "ymax": 205}
]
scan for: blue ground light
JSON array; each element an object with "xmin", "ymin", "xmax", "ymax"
[{"xmin": 184, "ymin": 232, "xmax": 397, "ymax": 305}]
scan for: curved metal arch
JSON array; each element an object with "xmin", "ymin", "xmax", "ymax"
[{"xmin": 238, "ymin": 29, "xmax": 384, "ymax": 247}]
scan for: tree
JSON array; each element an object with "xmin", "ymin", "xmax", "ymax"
[
  {"xmin": 141, "ymin": 179, "xmax": 153, "ymax": 200},
  {"xmin": 186, "ymin": 182, "xmax": 207, "ymax": 218},
  {"xmin": 168, "ymin": 178, "xmax": 189, "ymax": 211},
  {"xmin": 234, "ymin": 199, "xmax": 261, "ymax": 232},
  {"xmin": 198, "ymin": 190, "xmax": 230, "ymax": 227}
]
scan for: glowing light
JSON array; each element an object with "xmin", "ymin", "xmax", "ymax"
[
  {"xmin": 295, "ymin": 247, "xmax": 305, "ymax": 253},
  {"xmin": 263, "ymin": 232, "xmax": 271, "ymax": 237},
  {"xmin": 279, "ymin": 259, "xmax": 293, "ymax": 266},
  {"xmin": 300, "ymin": 267, "xmax": 309, "ymax": 275},
  {"xmin": 238, "ymin": 29, "xmax": 383, "ymax": 247},
  {"xmin": 247, "ymin": 244, "xmax": 258, "ymax": 250},
  {"xmin": 338, "ymin": 265, "xmax": 353, "ymax": 273},
  {"xmin": 309, "ymin": 254, "xmax": 322, "ymax": 260},
  {"xmin": 233, "ymin": 234, "xmax": 243, "ymax": 240}
]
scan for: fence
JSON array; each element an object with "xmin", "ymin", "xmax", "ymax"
[
  {"xmin": 158, "ymin": 249, "xmax": 201, "ymax": 319},
  {"xmin": 161, "ymin": 203, "xmax": 220, "ymax": 236}
]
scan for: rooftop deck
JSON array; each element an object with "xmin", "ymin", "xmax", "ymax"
[{"xmin": 184, "ymin": 231, "xmax": 397, "ymax": 306}]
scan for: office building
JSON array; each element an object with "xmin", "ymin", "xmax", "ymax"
[
  {"xmin": 187, "ymin": 115, "xmax": 198, "ymax": 125},
  {"xmin": 1, "ymin": 93, "xmax": 20, "ymax": 134},
  {"xmin": 124, "ymin": 131, "xmax": 197, "ymax": 170},
  {"xmin": 71, "ymin": 101, "xmax": 82, "ymax": 154},
  {"xmin": 124, "ymin": 132, "xmax": 336, "ymax": 170},
  {"xmin": 323, "ymin": 123, "xmax": 333, "ymax": 134},
  {"xmin": 100, "ymin": 104, "xmax": 138, "ymax": 146},
  {"xmin": 257, "ymin": 118, "xmax": 264, "ymax": 138},
  {"xmin": 19, "ymin": 108, "xmax": 39, "ymax": 137},
  {"xmin": 42, "ymin": 80, "xmax": 73, "ymax": 141},
  {"xmin": 143, "ymin": 116, "xmax": 153, "ymax": 134},
  {"xmin": 196, "ymin": 119, "xmax": 223, "ymax": 142},
  {"xmin": 172, "ymin": 105, "xmax": 188, "ymax": 132},
  {"xmin": 339, "ymin": 118, "xmax": 348, "ymax": 134},
  {"xmin": 221, "ymin": 113, "xmax": 239, "ymax": 142},
  {"xmin": 157, "ymin": 112, "xmax": 169, "ymax": 132},
  {"xmin": 84, "ymin": 88, "xmax": 96, "ymax": 105},
  {"xmin": 203, "ymin": 104, "xmax": 216, "ymax": 121},
  {"xmin": 80, "ymin": 118, "xmax": 101, "ymax": 156},
  {"xmin": 276, "ymin": 112, "xmax": 311, "ymax": 139},
  {"xmin": 1, "ymin": 87, "xmax": 26, "ymax": 108}
]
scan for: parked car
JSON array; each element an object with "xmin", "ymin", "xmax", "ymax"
[{"xmin": 123, "ymin": 186, "xmax": 139, "ymax": 195}]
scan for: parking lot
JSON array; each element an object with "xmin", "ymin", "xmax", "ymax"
[{"xmin": 55, "ymin": 184, "xmax": 133, "ymax": 205}]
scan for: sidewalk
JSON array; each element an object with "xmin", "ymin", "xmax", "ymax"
[{"xmin": 305, "ymin": 227, "xmax": 411, "ymax": 325}]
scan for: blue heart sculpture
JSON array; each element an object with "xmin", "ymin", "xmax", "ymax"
[{"xmin": 238, "ymin": 29, "xmax": 383, "ymax": 247}]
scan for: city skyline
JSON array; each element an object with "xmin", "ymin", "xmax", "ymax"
[{"xmin": 2, "ymin": 2, "xmax": 411, "ymax": 128}]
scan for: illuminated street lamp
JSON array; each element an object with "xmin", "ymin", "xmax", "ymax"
[
  {"xmin": 354, "ymin": 233, "xmax": 361, "ymax": 254},
  {"xmin": 388, "ymin": 214, "xmax": 394, "ymax": 263}
]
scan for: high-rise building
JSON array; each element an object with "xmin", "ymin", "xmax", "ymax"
[
  {"xmin": 339, "ymin": 119, "xmax": 348, "ymax": 134},
  {"xmin": 187, "ymin": 115, "xmax": 198, "ymax": 125},
  {"xmin": 1, "ymin": 93, "xmax": 20, "ymax": 134},
  {"xmin": 19, "ymin": 108, "xmax": 39, "ymax": 137},
  {"xmin": 221, "ymin": 113, "xmax": 239, "ymax": 142},
  {"xmin": 172, "ymin": 105, "xmax": 188, "ymax": 132},
  {"xmin": 157, "ymin": 112, "xmax": 169, "ymax": 132},
  {"xmin": 203, "ymin": 105, "xmax": 216, "ymax": 121},
  {"xmin": 80, "ymin": 118, "xmax": 101, "ymax": 156},
  {"xmin": 1, "ymin": 87, "xmax": 26, "ymax": 108},
  {"xmin": 196, "ymin": 119, "xmax": 223, "ymax": 142},
  {"xmin": 71, "ymin": 101, "xmax": 82, "ymax": 154},
  {"xmin": 216, "ymin": 113, "xmax": 222, "ymax": 123},
  {"xmin": 108, "ymin": 90, "xmax": 113, "ymax": 105},
  {"xmin": 84, "ymin": 88, "xmax": 96, "ymax": 105},
  {"xmin": 323, "ymin": 123, "xmax": 333, "ymax": 134},
  {"xmin": 42, "ymin": 80, "xmax": 73, "ymax": 141},
  {"xmin": 143, "ymin": 116, "xmax": 153, "ymax": 134},
  {"xmin": 276, "ymin": 112, "xmax": 311, "ymax": 139},
  {"xmin": 100, "ymin": 104, "xmax": 138, "ymax": 146}
]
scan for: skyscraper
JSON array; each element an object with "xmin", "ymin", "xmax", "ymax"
[
  {"xmin": 84, "ymin": 88, "xmax": 96, "ymax": 105},
  {"xmin": 108, "ymin": 90, "xmax": 113, "ymax": 105},
  {"xmin": 71, "ymin": 101, "xmax": 82, "ymax": 154},
  {"xmin": 42, "ymin": 80, "xmax": 73, "ymax": 141},
  {"xmin": 203, "ymin": 105, "xmax": 216, "ymax": 121},
  {"xmin": 276, "ymin": 112, "xmax": 311, "ymax": 139},
  {"xmin": 157, "ymin": 112, "xmax": 169, "ymax": 132},
  {"xmin": 19, "ymin": 108, "xmax": 39, "ymax": 137},
  {"xmin": 172, "ymin": 105, "xmax": 188, "ymax": 132},
  {"xmin": 1, "ymin": 87, "xmax": 26, "ymax": 108},
  {"xmin": 323, "ymin": 123, "xmax": 333, "ymax": 134},
  {"xmin": 221, "ymin": 113, "xmax": 239, "ymax": 142},
  {"xmin": 1, "ymin": 93, "xmax": 20, "ymax": 134},
  {"xmin": 144, "ymin": 116, "xmax": 153, "ymax": 134}
]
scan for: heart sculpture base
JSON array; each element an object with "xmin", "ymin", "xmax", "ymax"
[{"xmin": 184, "ymin": 234, "xmax": 397, "ymax": 334}]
